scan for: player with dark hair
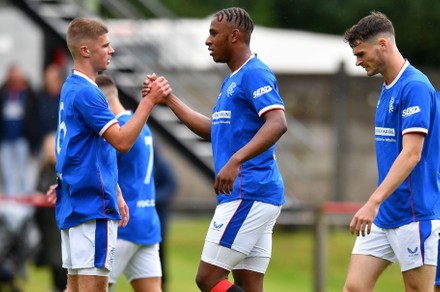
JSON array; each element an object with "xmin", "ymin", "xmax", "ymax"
[
  {"xmin": 52, "ymin": 17, "xmax": 171, "ymax": 291},
  {"xmin": 96, "ymin": 74, "xmax": 162, "ymax": 292},
  {"xmin": 144, "ymin": 7, "xmax": 287, "ymax": 292},
  {"xmin": 343, "ymin": 11, "xmax": 440, "ymax": 291}
]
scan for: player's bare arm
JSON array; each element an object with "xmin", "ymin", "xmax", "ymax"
[
  {"xmin": 214, "ymin": 109, "xmax": 287, "ymax": 195},
  {"xmin": 165, "ymin": 93, "xmax": 212, "ymax": 141},
  {"xmin": 117, "ymin": 184, "xmax": 129, "ymax": 227},
  {"xmin": 349, "ymin": 132, "xmax": 425, "ymax": 236}
]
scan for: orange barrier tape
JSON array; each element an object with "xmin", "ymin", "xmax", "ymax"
[
  {"xmin": 321, "ymin": 201, "xmax": 363, "ymax": 214},
  {"xmin": 0, "ymin": 193, "xmax": 54, "ymax": 208}
]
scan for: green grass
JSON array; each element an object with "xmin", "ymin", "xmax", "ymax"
[{"xmin": 21, "ymin": 216, "xmax": 404, "ymax": 291}]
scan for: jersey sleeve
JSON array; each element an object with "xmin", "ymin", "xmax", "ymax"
[
  {"xmin": 74, "ymin": 86, "xmax": 118, "ymax": 135},
  {"xmin": 401, "ymin": 81, "xmax": 431, "ymax": 135},
  {"xmin": 243, "ymin": 67, "xmax": 285, "ymax": 118}
]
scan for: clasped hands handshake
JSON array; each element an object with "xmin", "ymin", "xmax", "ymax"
[{"xmin": 141, "ymin": 73, "xmax": 172, "ymax": 104}]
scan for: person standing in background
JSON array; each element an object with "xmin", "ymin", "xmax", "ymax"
[
  {"xmin": 153, "ymin": 145, "xmax": 178, "ymax": 292},
  {"xmin": 33, "ymin": 132, "xmax": 67, "ymax": 292},
  {"xmin": 96, "ymin": 74, "xmax": 163, "ymax": 292},
  {"xmin": 35, "ymin": 64, "xmax": 65, "ymax": 155},
  {"xmin": 0, "ymin": 64, "xmax": 37, "ymax": 197}
]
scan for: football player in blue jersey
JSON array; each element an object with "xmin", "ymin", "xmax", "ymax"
[
  {"xmin": 96, "ymin": 74, "xmax": 163, "ymax": 292},
  {"xmin": 143, "ymin": 7, "xmax": 287, "ymax": 292},
  {"xmin": 53, "ymin": 18, "xmax": 171, "ymax": 292},
  {"xmin": 343, "ymin": 12, "xmax": 440, "ymax": 291},
  {"xmin": 96, "ymin": 74, "xmax": 162, "ymax": 292}
]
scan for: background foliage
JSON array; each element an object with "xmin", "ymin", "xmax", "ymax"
[{"xmin": 119, "ymin": 0, "xmax": 440, "ymax": 68}]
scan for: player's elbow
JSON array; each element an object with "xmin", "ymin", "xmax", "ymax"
[
  {"xmin": 280, "ymin": 120, "xmax": 288, "ymax": 135},
  {"xmin": 276, "ymin": 116, "xmax": 288, "ymax": 138},
  {"xmin": 113, "ymin": 142, "xmax": 133, "ymax": 154},
  {"xmin": 409, "ymin": 152, "xmax": 422, "ymax": 166}
]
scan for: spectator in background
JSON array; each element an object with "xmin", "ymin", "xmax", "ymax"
[
  {"xmin": 35, "ymin": 64, "xmax": 65, "ymax": 154},
  {"xmin": 154, "ymin": 145, "xmax": 178, "ymax": 292},
  {"xmin": 0, "ymin": 64, "xmax": 37, "ymax": 197},
  {"xmin": 33, "ymin": 132, "xmax": 67, "ymax": 292}
]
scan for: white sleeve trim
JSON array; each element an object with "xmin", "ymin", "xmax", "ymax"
[
  {"xmin": 99, "ymin": 119, "xmax": 118, "ymax": 136},
  {"xmin": 258, "ymin": 104, "xmax": 285, "ymax": 117},
  {"xmin": 402, "ymin": 127, "xmax": 428, "ymax": 135}
]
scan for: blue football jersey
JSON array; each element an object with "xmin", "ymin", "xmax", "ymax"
[
  {"xmin": 211, "ymin": 54, "xmax": 285, "ymax": 206},
  {"xmin": 374, "ymin": 61, "xmax": 440, "ymax": 228},
  {"xmin": 115, "ymin": 111, "xmax": 161, "ymax": 245},
  {"xmin": 55, "ymin": 70, "xmax": 119, "ymax": 229}
]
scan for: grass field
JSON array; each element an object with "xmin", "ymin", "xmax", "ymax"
[{"xmin": 22, "ymin": 216, "xmax": 404, "ymax": 291}]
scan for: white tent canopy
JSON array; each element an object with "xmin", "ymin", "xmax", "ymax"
[{"xmin": 108, "ymin": 17, "xmax": 365, "ymax": 76}]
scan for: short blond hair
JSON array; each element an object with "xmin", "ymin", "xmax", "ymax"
[{"xmin": 66, "ymin": 17, "xmax": 108, "ymax": 58}]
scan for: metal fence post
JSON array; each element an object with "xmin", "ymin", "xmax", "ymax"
[{"xmin": 314, "ymin": 205, "xmax": 326, "ymax": 292}]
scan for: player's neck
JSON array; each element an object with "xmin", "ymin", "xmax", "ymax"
[
  {"xmin": 383, "ymin": 54, "xmax": 406, "ymax": 85},
  {"xmin": 73, "ymin": 62, "xmax": 98, "ymax": 82},
  {"xmin": 228, "ymin": 48, "xmax": 253, "ymax": 72}
]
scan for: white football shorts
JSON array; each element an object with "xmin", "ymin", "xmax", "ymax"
[
  {"xmin": 109, "ymin": 239, "xmax": 162, "ymax": 284},
  {"xmin": 202, "ymin": 199, "xmax": 282, "ymax": 273},
  {"xmin": 61, "ymin": 219, "xmax": 118, "ymax": 276},
  {"xmin": 352, "ymin": 220, "xmax": 440, "ymax": 271}
]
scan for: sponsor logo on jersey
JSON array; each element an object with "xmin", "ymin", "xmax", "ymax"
[
  {"xmin": 253, "ymin": 85, "xmax": 273, "ymax": 98},
  {"xmin": 137, "ymin": 199, "xmax": 155, "ymax": 208},
  {"xmin": 389, "ymin": 97, "xmax": 395, "ymax": 113},
  {"xmin": 375, "ymin": 127, "xmax": 395, "ymax": 137},
  {"xmin": 227, "ymin": 82, "xmax": 236, "ymax": 97},
  {"xmin": 212, "ymin": 111, "xmax": 231, "ymax": 120},
  {"xmin": 402, "ymin": 106, "xmax": 421, "ymax": 118}
]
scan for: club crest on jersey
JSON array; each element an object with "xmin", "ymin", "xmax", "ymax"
[
  {"xmin": 227, "ymin": 82, "xmax": 236, "ymax": 97},
  {"xmin": 253, "ymin": 85, "xmax": 272, "ymax": 98}
]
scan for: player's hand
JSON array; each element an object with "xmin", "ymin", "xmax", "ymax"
[
  {"xmin": 30, "ymin": 192, "xmax": 53, "ymax": 207},
  {"xmin": 349, "ymin": 200, "xmax": 378, "ymax": 237},
  {"xmin": 117, "ymin": 185, "xmax": 129, "ymax": 227},
  {"xmin": 142, "ymin": 74, "xmax": 172, "ymax": 104},
  {"xmin": 46, "ymin": 184, "xmax": 58, "ymax": 205},
  {"xmin": 142, "ymin": 73, "xmax": 156, "ymax": 97},
  {"xmin": 214, "ymin": 157, "xmax": 240, "ymax": 195}
]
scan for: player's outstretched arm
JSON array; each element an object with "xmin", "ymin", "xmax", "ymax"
[
  {"xmin": 165, "ymin": 93, "xmax": 212, "ymax": 141},
  {"xmin": 104, "ymin": 76, "xmax": 172, "ymax": 153},
  {"xmin": 142, "ymin": 74, "xmax": 211, "ymax": 140}
]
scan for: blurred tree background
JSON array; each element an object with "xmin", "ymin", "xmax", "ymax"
[{"xmin": 110, "ymin": 0, "xmax": 440, "ymax": 69}]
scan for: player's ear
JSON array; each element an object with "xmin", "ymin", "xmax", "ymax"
[
  {"xmin": 79, "ymin": 45, "xmax": 90, "ymax": 57},
  {"xmin": 231, "ymin": 28, "xmax": 240, "ymax": 43},
  {"xmin": 377, "ymin": 37, "xmax": 388, "ymax": 50}
]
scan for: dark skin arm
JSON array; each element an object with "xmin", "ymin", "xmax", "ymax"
[{"xmin": 214, "ymin": 109, "xmax": 287, "ymax": 195}]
